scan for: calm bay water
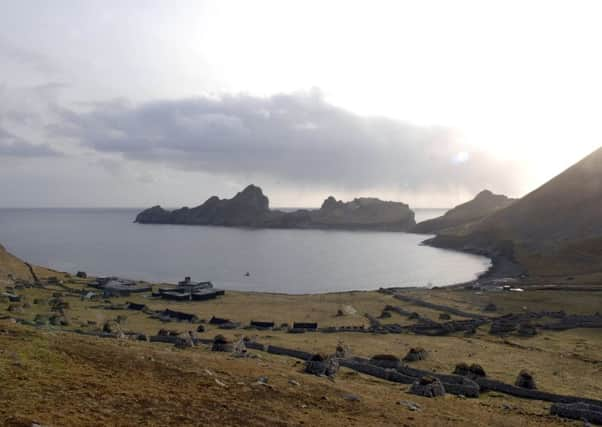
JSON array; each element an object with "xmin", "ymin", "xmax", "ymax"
[{"xmin": 0, "ymin": 208, "xmax": 489, "ymax": 294}]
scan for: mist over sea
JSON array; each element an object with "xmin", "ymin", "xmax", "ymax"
[{"xmin": 0, "ymin": 208, "xmax": 489, "ymax": 294}]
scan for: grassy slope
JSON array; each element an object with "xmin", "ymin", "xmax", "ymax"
[
  {"xmin": 0, "ymin": 244, "xmax": 62, "ymax": 284},
  {"xmin": 2, "ymin": 277, "xmax": 601, "ymax": 426}
]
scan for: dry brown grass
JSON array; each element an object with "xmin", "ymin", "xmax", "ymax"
[
  {"xmin": 2, "ymin": 278, "xmax": 601, "ymax": 426},
  {"xmin": 0, "ymin": 321, "xmax": 579, "ymax": 427}
]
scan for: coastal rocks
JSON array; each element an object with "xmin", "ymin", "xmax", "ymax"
[
  {"xmin": 403, "ymin": 348, "xmax": 428, "ymax": 362},
  {"xmin": 515, "ymin": 370, "xmax": 537, "ymax": 389},
  {"xmin": 305, "ymin": 354, "xmax": 339, "ymax": 377},
  {"xmin": 409, "ymin": 376, "xmax": 446, "ymax": 398}
]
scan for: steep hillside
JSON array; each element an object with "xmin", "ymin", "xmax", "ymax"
[
  {"xmin": 413, "ymin": 190, "xmax": 515, "ymax": 234},
  {"xmin": 0, "ymin": 244, "xmax": 35, "ymax": 282},
  {"xmin": 0, "ymin": 244, "xmax": 64, "ymax": 283},
  {"xmin": 429, "ymin": 147, "xmax": 602, "ymax": 276}
]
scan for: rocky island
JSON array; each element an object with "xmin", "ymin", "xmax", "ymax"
[{"xmin": 135, "ymin": 185, "xmax": 416, "ymax": 231}]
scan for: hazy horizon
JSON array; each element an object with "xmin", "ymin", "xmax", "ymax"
[{"xmin": 2, "ymin": 1, "xmax": 601, "ymax": 208}]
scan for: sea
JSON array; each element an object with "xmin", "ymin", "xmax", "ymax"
[{"xmin": 0, "ymin": 208, "xmax": 490, "ymax": 294}]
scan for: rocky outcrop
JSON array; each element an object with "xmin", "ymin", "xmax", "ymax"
[
  {"xmin": 413, "ymin": 190, "xmax": 515, "ymax": 234},
  {"xmin": 297, "ymin": 196, "xmax": 416, "ymax": 231},
  {"xmin": 135, "ymin": 185, "xmax": 416, "ymax": 231},
  {"xmin": 135, "ymin": 185, "xmax": 272, "ymax": 227}
]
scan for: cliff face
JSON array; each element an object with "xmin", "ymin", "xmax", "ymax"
[
  {"xmin": 309, "ymin": 196, "xmax": 415, "ymax": 230},
  {"xmin": 135, "ymin": 185, "xmax": 271, "ymax": 227},
  {"xmin": 428, "ymin": 147, "xmax": 602, "ymax": 276},
  {"xmin": 413, "ymin": 190, "xmax": 515, "ymax": 234},
  {"xmin": 136, "ymin": 186, "xmax": 416, "ymax": 231}
]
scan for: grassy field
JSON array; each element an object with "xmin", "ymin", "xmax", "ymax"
[{"xmin": 2, "ymin": 273, "xmax": 601, "ymax": 426}]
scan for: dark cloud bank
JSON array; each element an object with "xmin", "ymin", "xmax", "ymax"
[{"xmin": 52, "ymin": 90, "xmax": 519, "ymax": 195}]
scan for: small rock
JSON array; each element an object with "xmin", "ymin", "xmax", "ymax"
[
  {"xmin": 397, "ymin": 400, "xmax": 421, "ymax": 411},
  {"xmin": 288, "ymin": 379, "xmax": 300, "ymax": 386},
  {"xmin": 342, "ymin": 393, "xmax": 360, "ymax": 402},
  {"xmin": 257, "ymin": 376, "xmax": 268, "ymax": 384}
]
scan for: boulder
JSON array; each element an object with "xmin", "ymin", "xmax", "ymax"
[{"xmin": 409, "ymin": 376, "xmax": 446, "ymax": 398}]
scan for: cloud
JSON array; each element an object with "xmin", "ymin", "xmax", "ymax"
[
  {"xmin": 50, "ymin": 90, "xmax": 522, "ymax": 194},
  {"xmin": 0, "ymin": 127, "xmax": 61, "ymax": 157},
  {"xmin": 0, "ymin": 38, "xmax": 58, "ymax": 74}
]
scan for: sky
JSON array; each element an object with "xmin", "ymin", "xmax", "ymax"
[{"xmin": 1, "ymin": 0, "xmax": 601, "ymax": 208}]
